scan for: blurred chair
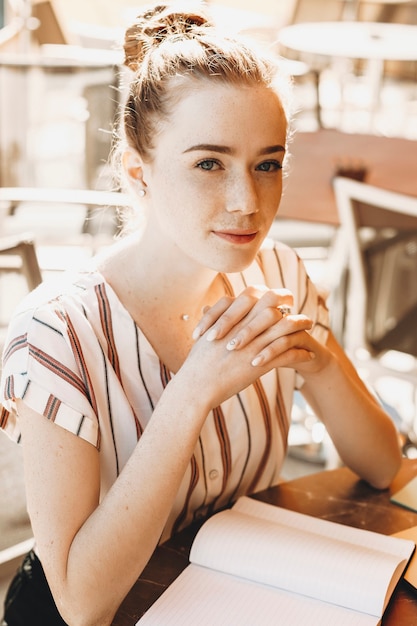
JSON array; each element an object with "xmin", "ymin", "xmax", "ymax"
[
  {"xmin": 332, "ymin": 176, "xmax": 417, "ymax": 443},
  {"xmin": 0, "ymin": 185, "xmax": 132, "ymax": 232},
  {"xmin": 0, "ymin": 187, "xmax": 132, "ymax": 276},
  {"xmin": 0, "ymin": 18, "xmax": 23, "ymax": 52},
  {"xmin": 0, "ymin": 232, "xmax": 42, "ymax": 290}
]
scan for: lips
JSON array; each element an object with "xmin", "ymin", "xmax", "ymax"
[{"xmin": 213, "ymin": 230, "xmax": 258, "ymax": 244}]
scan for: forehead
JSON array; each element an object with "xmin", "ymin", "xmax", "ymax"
[{"xmin": 157, "ymin": 81, "xmax": 287, "ymax": 147}]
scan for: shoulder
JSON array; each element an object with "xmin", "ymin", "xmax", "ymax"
[
  {"xmin": 258, "ymin": 236, "xmax": 298, "ymax": 263},
  {"xmin": 255, "ymin": 237, "xmax": 304, "ymax": 287},
  {"xmin": 3, "ymin": 271, "xmax": 109, "ymax": 349},
  {"xmin": 18, "ymin": 270, "xmax": 106, "ymax": 311}
]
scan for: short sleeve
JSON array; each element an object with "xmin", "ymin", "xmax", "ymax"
[{"xmin": 1, "ymin": 294, "xmax": 99, "ymax": 446}]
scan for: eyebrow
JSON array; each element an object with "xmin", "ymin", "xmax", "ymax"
[{"xmin": 182, "ymin": 144, "xmax": 286, "ymax": 155}]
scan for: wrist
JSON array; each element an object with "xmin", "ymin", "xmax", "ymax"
[
  {"xmin": 296, "ymin": 347, "xmax": 337, "ymax": 382},
  {"xmin": 166, "ymin": 370, "xmax": 213, "ymax": 416}
]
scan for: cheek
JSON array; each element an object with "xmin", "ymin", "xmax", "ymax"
[{"xmin": 262, "ymin": 178, "xmax": 283, "ymax": 213}]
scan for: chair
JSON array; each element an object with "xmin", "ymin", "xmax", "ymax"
[
  {"xmin": 0, "ymin": 187, "xmax": 132, "ymax": 332},
  {"xmin": 0, "ymin": 186, "xmax": 132, "ymax": 246},
  {"xmin": 0, "ymin": 232, "xmax": 42, "ymax": 290},
  {"xmin": 332, "ymin": 176, "xmax": 417, "ymax": 441}
]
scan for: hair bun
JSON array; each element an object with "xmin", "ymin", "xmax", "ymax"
[{"xmin": 124, "ymin": 3, "xmax": 212, "ymax": 72}]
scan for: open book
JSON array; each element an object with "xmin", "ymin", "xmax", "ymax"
[{"xmin": 137, "ymin": 497, "xmax": 415, "ymax": 626}]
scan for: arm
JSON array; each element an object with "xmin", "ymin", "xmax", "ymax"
[
  {"xmin": 19, "ymin": 376, "xmax": 212, "ymax": 626},
  {"xmin": 17, "ymin": 298, "xmax": 313, "ymax": 626},
  {"xmin": 195, "ymin": 286, "xmax": 401, "ymax": 489},
  {"xmin": 298, "ymin": 331, "xmax": 401, "ymax": 490}
]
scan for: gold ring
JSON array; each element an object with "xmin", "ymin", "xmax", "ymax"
[{"xmin": 277, "ymin": 305, "xmax": 291, "ymax": 317}]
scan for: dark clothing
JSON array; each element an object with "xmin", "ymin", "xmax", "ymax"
[{"xmin": 2, "ymin": 551, "xmax": 67, "ymax": 626}]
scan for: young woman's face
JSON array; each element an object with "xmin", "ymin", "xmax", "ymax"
[{"xmin": 141, "ymin": 81, "xmax": 287, "ymax": 273}]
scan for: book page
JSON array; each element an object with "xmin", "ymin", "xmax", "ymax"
[
  {"xmin": 234, "ymin": 496, "xmax": 413, "ymax": 557},
  {"xmin": 189, "ymin": 502, "xmax": 412, "ymax": 617},
  {"xmin": 137, "ymin": 563, "xmax": 379, "ymax": 626},
  {"xmin": 137, "ymin": 498, "xmax": 413, "ymax": 625}
]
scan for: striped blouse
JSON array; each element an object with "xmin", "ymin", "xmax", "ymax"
[{"xmin": 0, "ymin": 238, "xmax": 329, "ymax": 541}]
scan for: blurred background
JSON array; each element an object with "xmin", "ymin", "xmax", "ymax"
[{"xmin": 0, "ymin": 0, "xmax": 417, "ymax": 603}]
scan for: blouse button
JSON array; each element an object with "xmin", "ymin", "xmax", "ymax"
[{"xmin": 209, "ymin": 469, "xmax": 219, "ymax": 480}]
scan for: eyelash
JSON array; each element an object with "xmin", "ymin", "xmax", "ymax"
[
  {"xmin": 257, "ymin": 160, "xmax": 283, "ymax": 172},
  {"xmin": 196, "ymin": 159, "xmax": 222, "ymax": 171},
  {"xmin": 195, "ymin": 159, "xmax": 283, "ymax": 172}
]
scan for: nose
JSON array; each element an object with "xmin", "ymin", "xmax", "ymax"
[{"xmin": 225, "ymin": 171, "xmax": 259, "ymax": 215}]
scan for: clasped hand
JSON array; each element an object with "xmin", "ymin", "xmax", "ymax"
[{"xmin": 191, "ymin": 286, "xmax": 327, "ymax": 373}]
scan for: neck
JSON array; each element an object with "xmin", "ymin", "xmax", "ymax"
[{"xmin": 98, "ymin": 232, "xmax": 224, "ymax": 324}]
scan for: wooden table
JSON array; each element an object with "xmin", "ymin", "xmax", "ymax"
[
  {"xmin": 113, "ymin": 458, "xmax": 417, "ymax": 625},
  {"xmin": 278, "ymin": 129, "xmax": 417, "ymax": 225}
]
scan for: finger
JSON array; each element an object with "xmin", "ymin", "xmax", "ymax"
[
  {"xmin": 193, "ymin": 287, "xmax": 263, "ymax": 341},
  {"xmin": 253, "ymin": 345, "xmax": 316, "ymax": 368},
  {"xmin": 205, "ymin": 292, "xmax": 258, "ymax": 341},
  {"xmin": 277, "ymin": 304, "xmax": 292, "ymax": 317},
  {"xmin": 227, "ymin": 313, "xmax": 312, "ymax": 351},
  {"xmin": 250, "ymin": 330, "xmax": 316, "ymax": 367},
  {"xmin": 269, "ymin": 288, "xmax": 294, "ymax": 308},
  {"xmin": 252, "ymin": 285, "xmax": 293, "ymax": 304},
  {"xmin": 206, "ymin": 287, "xmax": 296, "ymax": 341},
  {"xmin": 251, "ymin": 287, "xmax": 293, "ymax": 310},
  {"xmin": 193, "ymin": 286, "xmax": 295, "ymax": 341},
  {"xmin": 192, "ymin": 295, "xmax": 245, "ymax": 340}
]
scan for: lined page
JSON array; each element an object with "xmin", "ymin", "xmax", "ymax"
[
  {"xmin": 137, "ymin": 564, "xmax": 379, "ymax": 626},
  {"xmin": 137, "ymin": 497, "xmax": 414, "ymax": 625},
  {"xmin": 234, "ymin": 496, "xmax": 414, "ymax": 558},
  {"xmin": 189, "ymin": 507, "xmax": 410, "ymax": 616}
]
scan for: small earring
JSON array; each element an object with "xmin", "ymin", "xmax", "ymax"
[{"xmin": 138, "ymin": 188, "xmax": 146, "ymax": 197}]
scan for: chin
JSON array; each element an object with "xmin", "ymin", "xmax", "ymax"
[{"xmin": 210, "ymin": 250, "xmax": 260, "ymax": 275}]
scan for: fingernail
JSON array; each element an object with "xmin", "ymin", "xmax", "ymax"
[
  {"xmin": 251, "ymin": 355, "xmax": 263, "ymax": 366},
  {"xmin": 192, "ymin": 326, "xmax": 202, "ymax": 340},
  {"xmin": 206, "ymin": 328, "xmax": 218, "ymax": 342},
  {"xmin": 226, "ymin": 337, "xmax": 239, "ymax": 351}
]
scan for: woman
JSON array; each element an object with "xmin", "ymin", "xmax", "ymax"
[{"xmin": 0, "ymin": 4, "xmax": 401, "ymax": 625}]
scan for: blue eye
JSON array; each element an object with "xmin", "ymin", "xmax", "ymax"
[
  {"xmin": 196, "ymin": 159, "xmax": 221, "ymax": 171},
  {"xmin": 257, "ymin": 161, "xmax": 282, "ymax": 172}
]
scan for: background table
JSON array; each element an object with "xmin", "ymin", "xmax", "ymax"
[
  {"xmin": 113, "ymin": 459, "xmax": 417, "ymax": 625},
  {"xmin": 278, "ymin": 21, "xmax": 417, "ymax": 125},
  {"xmin": 278, "ymin": 129, "xmax": 417, "ymax": 225},
  {"xmin": 278, "ymin": 21, "xmax": 417, "ymax": 64}
]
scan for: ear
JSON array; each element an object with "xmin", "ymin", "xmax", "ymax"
[{"xmin": 123, "ymin": 149, "xmax": 147, "ymax": 190}]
